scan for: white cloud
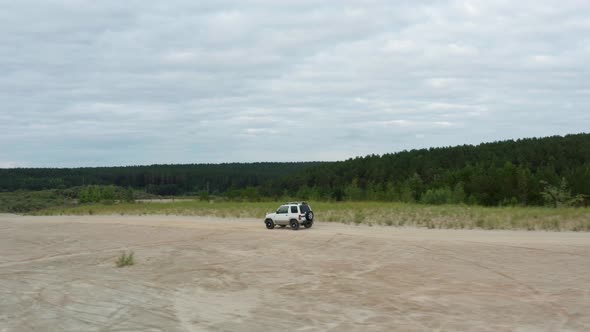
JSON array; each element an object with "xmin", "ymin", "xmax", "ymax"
[
  {"xmin": 446, "ymin": 43, "xmax": 479, "ymax": 56},
  {"xmin": 0, "ymin": 0, "xmax": 588, "ymax": 166},
  {"xmin": 384, "ymin": 120, "xmax": 413, "ymax": 127},
  {"xmin": 459, "ymin": 1, "xmax": 481, "ymax": 16},
  {"xmin": 434, "ymin": 121, "xmax": 455, "ymax": 128},
  {"xmin": 243, "ymin": 128, "xmax": 278, "ymax": 135},
  {"xmin": 164, "ymin": 51, "xmax": 196, "ymax": 63},
  {"xmin": 382, "ymin": 39, "xmax": 416, "ymax": 53},
  {"xmin": 376, "ymin": 119, "xmax": 459, "ymax": 130},
  {"xmin": 0, "ymin": 161, "xmax": 24, "ymax": 168},
  {"xmin": 425, "ymin": 78, "xmax": 458, "ymax": 89}
]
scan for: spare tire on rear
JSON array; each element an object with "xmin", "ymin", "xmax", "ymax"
[{"xmin": 305, "ymin": 211, "xmax": 314, "ymax": 221}]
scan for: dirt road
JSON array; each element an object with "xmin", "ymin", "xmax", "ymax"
[{"xmin": 1, "ymin": 214, "xmax": 589, "ymax": 331}]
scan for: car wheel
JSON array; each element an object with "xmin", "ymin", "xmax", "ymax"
[
  {"xmin": 265, "ymin": 219, "xmax": 275, "ymax": 229},
  {"xmin": 304, "ymin": 221, "xmax": 313, "ymax": 228},
  {"xmin": 280, "ymin": 225, "xmax": 286, "ymax": 228},
  {"xmin": 305, "ymin": 211, "xmax": 314, "ymax": 221},
  {"xmin": 290, "ymin": 219, "xmax": 300, "ymax": 230}
]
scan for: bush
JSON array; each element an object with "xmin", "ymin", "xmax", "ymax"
[
  {"xmin": 541, "ymin": 178, "xmax": 584, "ymax": 208},
  {"xmin": 199, "ymin": 190, "xmax": 210, "ymax": 201},
  {"xmin": 421, "ymin": 187, "xmax": 453, "ymax": 205},
  {"xmin": 78, "ymin": 185, "xmax": 135, "ymax": 203},
  {"xmin": 353, "ymin": 210, "xmax": 365, "ymax": 224},
  {"xmin": 420, "ymin": 184, "xmax": 469, "ymax": 205},
  {"xmin": 0, "ymin": 190, "xmax": 75, "ymax": 213},
  {"xmin": 116, "ymin": 251, "xmax": 135, "ymax": 267},
  {"xmin": 123, "ymin": 187, "xmax": 134, "ymax": 203}
]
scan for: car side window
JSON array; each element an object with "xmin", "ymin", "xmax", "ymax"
[
  {"xmin": 290, "ymin": 206, "xmax": 298, "ymax": 213},
  {"xmin": 277, "ymin": 206, "xmax": 288, "ymax": 214}
]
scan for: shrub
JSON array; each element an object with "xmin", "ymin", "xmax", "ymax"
[
  {"xmin": 77, "ymin": 185, "xmax": 137, "ymax": 204},
  {"xmin": 199, "ymin": 190, "xmax": 210, "ymax": 201},
  {"xmin": 0, "ymin": 190, "xmax": 75, "ymax": 213},
  {"xmin": 353, "ymin": 210, "xmax": 365, "ymax": 224},
  {"xmin": 123, "ymin": 187, "xmax": 134, "ymax": 203},
  {"xmin": 541, "ymin": 178, "xmax": 584, "ymax": 208},
  {"xmin": 116, "ymin": 251, "xmax": 135, "ymax": 268},
  {"xmin": 421, "ymin": 187, "xmax": 453, "ymax": 205}
]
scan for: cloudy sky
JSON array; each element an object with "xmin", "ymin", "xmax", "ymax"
[{"xmin": 1, "ymin": 0, "xmax": 589, "ymax": 167}]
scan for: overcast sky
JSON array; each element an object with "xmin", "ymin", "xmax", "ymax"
[{"xmin": 1, "ymin": 0, "xmax": 589, "ymax": 167}]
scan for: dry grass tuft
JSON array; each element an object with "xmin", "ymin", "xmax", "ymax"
[{"xmin": 116, "ymin": 251, "xmax": 135, "ymax": 268}]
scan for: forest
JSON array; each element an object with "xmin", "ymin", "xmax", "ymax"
[
  {"xmin": 1, "ymin": 133, "xmax": 589, "ymax": 207},
  {"xmin": 0, "ymin": 162, "xmax": 325, "ymax": 195},
  {"xmin": 275, "ymin": 133, "xmax": 590, "ymax": 206}
]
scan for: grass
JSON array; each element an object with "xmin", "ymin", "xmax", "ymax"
[
  {"xmin": 32, "ymin": 199, "xmax": 590, "ymax": 232},
  {"xmin": 116, "ymin": 251, "xmax": 135, "ymax": 267},
  {"xmin": 0, "ymin": 190, "xmax": 77, "ymax": 213}
]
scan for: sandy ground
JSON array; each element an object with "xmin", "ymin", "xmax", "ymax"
[{"xmin": 1, "ymin": 214, "xmax": 589, "ymax": 332}]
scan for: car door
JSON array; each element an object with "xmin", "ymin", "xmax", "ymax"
[
  {"xmin": 275, "ymin": 205, "xmax": 289, "ymax": 224},
  {"xmin": 289, "ymin": 205, "xmax": 299, "ymax": 221}
]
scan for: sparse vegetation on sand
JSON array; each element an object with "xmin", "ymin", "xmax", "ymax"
[
  {"xmin": 116, "ymin": 251, "xmax": 135, "ymax": 267},
  {"xmin": 34, "ymin": 200, "xmax": 590, "ymax": 232}
]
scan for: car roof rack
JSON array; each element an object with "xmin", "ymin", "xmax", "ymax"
[{"xmin": 285, "ymin": 201, "xmax": 308, "ymax": 205}]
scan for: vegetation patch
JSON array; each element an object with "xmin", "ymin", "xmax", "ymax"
[
  {"xmin": 32, "ymin": 200, "xmax": 590, "ymax": 232},
  {"xmin": 0, "ymin": 190, "xmax": 76, "ymax": 213},
  {"xmin": 116, "ymin": 251, "xmax": 135, "ymax": 268}
]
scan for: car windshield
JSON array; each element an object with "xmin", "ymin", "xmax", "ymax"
[{"xmin": 299, "ymin": 204, "xmax": 310, "ymax": 213}]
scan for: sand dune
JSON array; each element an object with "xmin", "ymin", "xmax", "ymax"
[{"xmin": 1, "ymin": 214, "xmax": 589, "ymax": 331}]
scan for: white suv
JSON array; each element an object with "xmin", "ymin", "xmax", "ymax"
[{"xmin": 264, "ymin": 202, "xmax": 314, "ymax": 230}]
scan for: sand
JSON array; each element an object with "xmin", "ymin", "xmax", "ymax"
[{"xmin": 1, "ymin": 214, "xmax": 589, "ymax": 331}]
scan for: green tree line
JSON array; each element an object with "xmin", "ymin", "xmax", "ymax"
[
  {"xmin": 1, "ymin": 134, "xmax": 589, "ymax": 206},
  {"xmin": 272, "ymin": 133, "xmax": 590, "ymax": 206},
  {"xmin": 0, "ymin": 162, "xmax": 324, "ymax": 195}
]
